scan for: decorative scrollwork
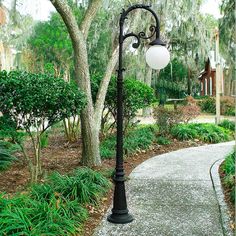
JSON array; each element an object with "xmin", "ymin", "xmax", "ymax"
[
  {"xmin": 123, "ymin": 32, "xmax": 141, "ymax": 49},
  {"xmin": 138, "ymin": 25, "xmax": 156, "ymax": 40}
]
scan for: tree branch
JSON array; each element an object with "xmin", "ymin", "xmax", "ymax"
[{"xmin": 80, "ymin": 0, "xmax": 102, "ymax": 40}]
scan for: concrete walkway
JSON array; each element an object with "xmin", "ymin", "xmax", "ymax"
[{"xmin": 94, "ymin": 141, "xmax": 235, "ymax": 236}]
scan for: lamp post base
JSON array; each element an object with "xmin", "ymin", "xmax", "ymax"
[{"xmin": 107, "ymin": 211, "xmax": 134, "ymax": 224}]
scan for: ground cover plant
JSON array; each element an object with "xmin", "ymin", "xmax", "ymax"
[
  {"xmin": 219, "ymin": 119, "xmax": 235, "ymax": 132},
  {"xmin": 100, "ymin": 126, "xmax": 157, "ymax": 159},
  {"xmin": 171, "ymin": 123, "xmax": 232, "ymax": 143},
  {"xmin": 0, "ymin": 167, "xmax": 111, "ymax": 235},
  {"xmin": 0, "ymin": 141, "xmax": 17, "ymax": 171}
]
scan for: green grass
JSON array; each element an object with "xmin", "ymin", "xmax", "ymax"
[{"xmin": 0, "ymin": 167, "xmax": 111, "ymax": 235}]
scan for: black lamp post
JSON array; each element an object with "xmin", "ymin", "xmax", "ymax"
[{"xmin": 107, "ymin": 4, "xmax": 170, "ymax": 224}]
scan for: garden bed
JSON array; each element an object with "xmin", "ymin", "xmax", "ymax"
[{"xmin": 0, "ymin": 128, "xmax": 205, "ymax": 235}]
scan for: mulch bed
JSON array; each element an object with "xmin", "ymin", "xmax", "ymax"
[{"xmin": 0, "ymin": 132, "xmax": 205, "ymax": 235}]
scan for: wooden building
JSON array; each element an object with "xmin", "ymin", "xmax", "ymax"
[{"xmin": 198, "ymin": 51, "xmax": 224, "ymax": 96}]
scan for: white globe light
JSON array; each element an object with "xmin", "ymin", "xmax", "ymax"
[{"xmin": 145, "ymin": 45, "xmax": 170, "ymax": 70}]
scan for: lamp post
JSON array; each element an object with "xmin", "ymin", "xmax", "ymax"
[{"xmin": 107, "ymin": 4, "xmax": 170, "ymax": 224}]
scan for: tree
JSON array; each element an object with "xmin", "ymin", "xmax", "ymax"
[
  {"xmin": 50, "ymin": 0, "xmax": 143, "ymax": 166},
  {"xmin": 0, "ymin": 70, "xmax": 86, "ymax": 182},
  {"xmin": 219, "ymin": 0, "xmax": 235, "ymax": 95}
]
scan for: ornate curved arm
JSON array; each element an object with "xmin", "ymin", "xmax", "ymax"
[{"xmin": 119, "ymin": 4, "xmax": 161, "ymax": 48}]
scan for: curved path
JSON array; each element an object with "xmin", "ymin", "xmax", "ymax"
[{"xmin": 94, "ymin": 141, "xmax": 234, "ymax": 236}]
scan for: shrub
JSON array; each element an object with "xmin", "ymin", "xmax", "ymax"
[
  {"xmin": 156, "ymin": 136, "xmax": 171, "ymax": 145},
  {"xmin": 221, "ymin": 150, "xmax": 235, "ymax": 204},
  {"xmin": 179, "ymin": 96, "xmax": 201, "ymax": 123},
  {"xmin": 154, "ymin": 106, "xmax": 183, "ymax": 135},
  {"xmin": 221, "ymin": 96, "xmax": 235, "ymax": 116},
  {"xmin": 199, "ymin": 96, "xmax": 216, "ymax": 113},
  {"xmin": 219, "ymin": 119, "xmax": 235, "ymax": 132},
  {"xmin": 199, "ymin": 96, "xmax": 235, "ymax": 116},
  {"xmin": 0, "ymin": 70, "xmax": 86, "ymax": 182}
]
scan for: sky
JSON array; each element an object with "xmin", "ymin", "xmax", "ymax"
[{"xmin": 2, "ymin": 0, "xmax": 222, "ymax": 21}]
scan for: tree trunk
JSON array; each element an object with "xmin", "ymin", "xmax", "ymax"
[{"xmin": 80, "ymin": 112, "xmax": 101, "ymax": 166}]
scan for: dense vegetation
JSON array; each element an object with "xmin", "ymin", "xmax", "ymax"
[{"xmin": 0, "ymin": 168, "xmax": 111, "ymax": 235}]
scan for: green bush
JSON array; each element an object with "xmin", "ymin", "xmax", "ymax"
[
  {"xmin": 154, "ymin": 106, "xmax": 183, "ymax": 135},
  {"xmin": 100, "ymin": 126, "xmax": 157, "ymax": 159},
  {"xmin": 199, "ymin": 96, "xmax": 235, "ymax": 116},
  {"xmin": 156, "ymin": 136, "xmax": 172, "ymax": 145},
  {"xmin": 199, "ymin": 96, "xmax": 216, "ymax": 113},
  {"xmin": 219, "ymin": 119, "xmax": 235, "ymax": 132},
  {"xmin": 221, "ymin": 150, "xmax": 235, "ymax": 204},
  {"xmin": 92, "ymin": 75, "xmax": 156, "ymax": 133},
  {"xmin": 0, "ymin": 167, "xmax": 110, "ymax": 235},
  {"xmin": 171, "ymin": 123, "xmax": 231, "ymax": 143},
  {"xmin": 0, "ymin": 70, "xmax": 86, "ymax": 182}
]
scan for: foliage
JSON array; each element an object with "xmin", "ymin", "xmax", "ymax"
[
  {"xmin": 0, "ymin": 141, "xmax": 17, "ymax": 171},
  {"xmin": 100, "ymin": 126, "xmax": 157, "ymax": 159},
  {"xmin": 199, "ymin": 96, "xmax": 235, "ymax": 115},
  {"xmin": 219, "ymin": 0, "xmax": 235, "ymax": 66},
  {"xmin": 92, "ymin": 75, "xmax": 156, "ymax": 132},
  {"xmin": 219, "ymin": 119, "xmax": 235, "ymax": 132},
  {"xmin": 0, "ymin": 70, "xmax": 86, "ymax": 182},
  {"xmin": 221, "ymin": 150, "xmax": 235, "ymax": 204},
  {"xmin": 221, "ymin": 96, "xmax": 235, "ymax": 116},
  {"xmin": 153, "ymin": 106, "xmax": 183, "ymax": 135},
  {"xmin": 156, "ymin": 136, "xmax": 172, "ymax": 145},
  {"xmin": 171, "ymin": 123, "xmax": 232, "ymax": 143},
  {"xmin": 40, "ymin": 132, "xmax": 49, "ymax": 149},
  {"xmin": 0, "ymin": 167, "xmax": 110, "ymax": 235},
  {"xmin": 46, "ymin": 168, "xmax": 111, "ymax": 205},
  {"xmin": 199, "ymin": 96, "xmax": 216, "ymax": 113},
  {"xmin": 171, "ymin": 125, "xmax": 197, "ymax": 140}
]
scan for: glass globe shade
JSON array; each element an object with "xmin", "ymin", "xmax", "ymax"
[{"xmin": 145, "ymin": 45, "xmax": 170, "ymax": 70}]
